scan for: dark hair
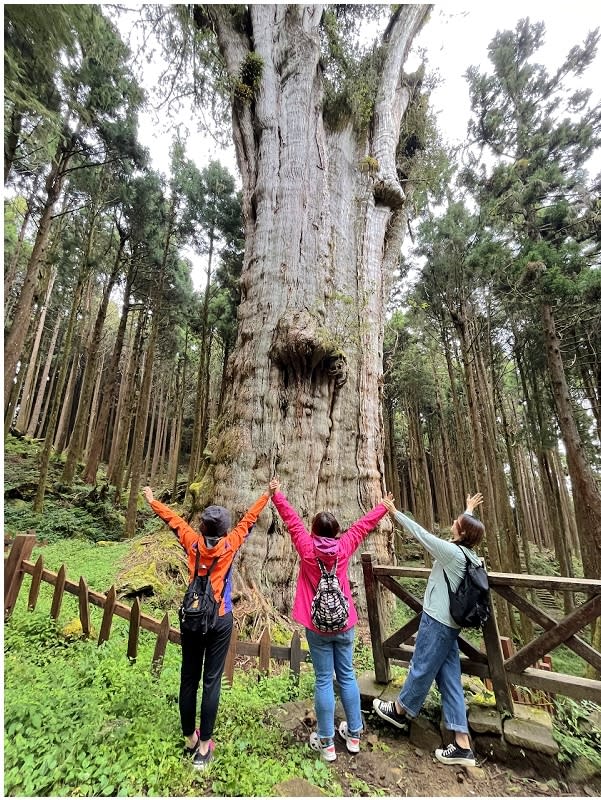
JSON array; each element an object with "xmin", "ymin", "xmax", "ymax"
[
  {"xmin": 311, "ymin": 511, "xmax": 341, "ymax": 539},
  {"xmin": 457, "ymin": 514, "xmax": 485, "ymax": 548}
]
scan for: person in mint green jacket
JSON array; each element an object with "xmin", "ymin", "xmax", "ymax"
[{"xmin": 373, "ymin": 493, "xmax": 485, "ymax": 768}]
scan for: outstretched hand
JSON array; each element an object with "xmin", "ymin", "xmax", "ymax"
[
  {"xmin": 269, "ymin": 476, "xmax": 281, "ymax": 496},
  {"xmin": 383, "ymin": 492, "xmax": 397, "ymax": 516},
  {"xmin": 466, "ymin": 492, "xmax": 484, "ymax": 513},
  {"xmin": 142, "ymin": 486, "xmax": 154, "ymax": 505}
]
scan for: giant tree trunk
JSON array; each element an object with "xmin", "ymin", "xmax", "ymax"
[{"xmin": 197, "ymin": 4, "xmax": 429, "ymax": 612}]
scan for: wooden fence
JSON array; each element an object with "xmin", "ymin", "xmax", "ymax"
[
  {"xmin": 361, "ymin": 552, "xmax": 601, "ymax": 716},
  {"xmin": 4, "ymin": 534, "xmax": 309, "ymax": 683}
]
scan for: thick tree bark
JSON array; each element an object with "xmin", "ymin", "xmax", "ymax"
[{"xmin": 197, "ymin": 4, "xmax": 429, "ymax": 611}]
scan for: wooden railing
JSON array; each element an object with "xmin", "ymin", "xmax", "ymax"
[
  {"xmin": 361, "ymin": 553, "xmax": 601, "ymax": 716},
  {"xmin": 4, "ymin": 534, "xmax": 309, "ymax": 683}
]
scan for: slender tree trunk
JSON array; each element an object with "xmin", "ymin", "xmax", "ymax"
[
  {"xmin": 62, "ymin": 236, "xmax": 125, "ymax": 483},
  {"xmin": 170, "ymin": 328, "xmax": 189, "ymax": 497},
  {"xmin": 26, "ymin": 311, "xmax": 62, "ymax": 437},
  {"xmin": 33, "ymin": 277, "xmax": 83, "ymax": 512},
  {"xmin": 4, "ymin": 133, "xmax": 73, "ymax": 410},
  {"xmin": 4, "ymin": 184, "xmax": 38, "ymax": 319},
  {"xmin": 188, "ymin": 229, "xmax": 215, "ymax": 489},
  {"xmin": 126, "ymin": 303, "xmax": 162, "ymax": 536},
  {"xmin": 83, "ymin": 269, "xmax": 133, "ymax": 483},
  {"xmin": 85, "ymin": 350, "xmax": 105, "ymax": 456},
  {"xmin": 111, "ymin": 311, "xmax": 144, "ymax": 503},
  {"xmin": 4, "ymin": 107, "xmax": 22, "ymax": 183},
  {"xmin": 542, "ymin": 301, "xmax": 601, "ymax": 581},
  {"xmin": 14, "ymin": 268, "xmax": 57, "ymax": 432}
]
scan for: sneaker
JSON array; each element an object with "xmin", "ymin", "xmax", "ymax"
[
  {"xmin": 338, "ymin": 721, "xmax": 360, "ymax": 754},
  {"xmin": 309, "ymin": 731, "xmax": 336, "ymax": 762},
  {"xmin": 372, "ymin": 698, "xmax": 409, "ymax": 731},
  {"xmin": 192, "ymin": 740, "xmax": 215, "ymax": 770},
  {"xmin": 435, "ymin": 741, "xmax": 476, "ymax": 767}
]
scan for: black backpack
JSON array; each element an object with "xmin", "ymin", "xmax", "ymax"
[
  {"xmin": 443, "ymin": 545, "xmax": 490, "ymax": 629},
  {"xmin": 310, "ymin": 558, "xmax": 350, "ymax": 633},
  {"xmin": 178, "ymin": 547, "xmax": 219, "ymax": 635}
]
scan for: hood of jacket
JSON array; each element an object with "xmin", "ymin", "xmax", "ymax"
[{"xmin": 312, "ymin": 534, "xmax": 340, "ymax": 559}]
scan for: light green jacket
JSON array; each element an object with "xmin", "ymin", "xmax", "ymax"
[{"xmin": 392, "ymin": 511, "xmax": 482, "ymax": 629}]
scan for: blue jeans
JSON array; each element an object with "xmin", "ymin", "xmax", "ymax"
[
  {"xmin": 397, "ymin": 613, "xmax": 468, "ymax": 734},
  {"xmin": 306, "ymin": 626, "xmax": 363, "ymax": 739}
]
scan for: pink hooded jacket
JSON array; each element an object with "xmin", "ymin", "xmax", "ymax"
[{"xmin": 271, "ymin": 491, "xmax": 388, "ymax": 633}]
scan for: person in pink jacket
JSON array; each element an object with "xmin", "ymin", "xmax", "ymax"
[{"xmin": 269, "ymin": 476, "xmax": 390, "ymax": 762}]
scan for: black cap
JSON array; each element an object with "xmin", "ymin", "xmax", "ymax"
[{"xmin": 200, "ymin": 505, "xmax": 231, "ymax": 539}]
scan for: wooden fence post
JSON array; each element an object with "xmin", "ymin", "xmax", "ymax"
[
  {"xmin": 4, "ymin": 532, "xmax": 36, "ymax": 618},
  {"xmin": 152, "ymin": 613, "xmax": 170, "ymax": 676},
  {"xmin": 482, "ymin": 599, "xmax": 514, "ymax": 716},
  {"xmin": 127, "ymin": 597, "xmax": 141, "ymax": 661},
  {"xmin": 78, "ymin": 576, "xmax": 91, "ymax": 637},
  {"xmin": 290, "ymin": 630, "xmax": 302, "ymax": 684},
  {"xmin": 98, "ymin": 585, "xmax": 116, "ymax": 646},
  {"xmin": 258, "ymin": 627, "xmax": 271, "ymax": 675},
  {"xmin": 361, "ymin": 552, "xmax": 390, "ymax": 684},
  {"xmin": 50, "ymin": 564, "xmax": 66, "ymax": 620},
  {"xmin": 224, "ymin": 626, "xmax": 238, "ymax": 686},
  {"xmin": 28, "ymin": 554, "xmax": 44, "ymax": 610}
]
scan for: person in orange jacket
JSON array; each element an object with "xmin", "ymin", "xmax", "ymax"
[{"xmin": 143, "ymin": 483, "xmax": 274, "ymax": 769}]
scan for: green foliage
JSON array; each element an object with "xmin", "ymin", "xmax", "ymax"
[
  {"xmin": 4, "ymin": 500, "xmax": 124, "ymax": 544},
  {"xmin": 553, "ymin": 697, "xmax": 601, "ymax": 767},
  {"xmin": 320, "ymin": 7, "xmax": 387, "ymax": 136},
  {"xmin": 4, "ymin": 590, "xmax": 339, "ymax": 797},
  {"xmin": 235, "ymin": 51, "xmax": 264, "ymax": 102}
]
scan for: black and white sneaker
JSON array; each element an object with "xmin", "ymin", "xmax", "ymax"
[
  {"xmin": 372, "ymin": 698, "xmax": 409, "ymax": 731},
  {"xmin": 435, "ymin": 741, "xmax": 476, "ymax": 767}
]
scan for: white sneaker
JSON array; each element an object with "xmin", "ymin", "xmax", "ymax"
[
  {"xmin": 338, "ymin": 721, "xmax": 360, "ymax": 753},
  {"xmin": 309, "ymin": 731, "xmax": 337, "ymax": 762}
]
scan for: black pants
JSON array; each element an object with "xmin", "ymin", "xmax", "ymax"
[{"xmin": 179, "ymin": 611, "xmax": 233, "ymax": 739}]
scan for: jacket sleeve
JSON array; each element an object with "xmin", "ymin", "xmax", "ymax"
[
  {"xmin": 150, "ymin": 499, "xmax": 199, "ymax": 553},
  {"xmin": 392, "ymin": 510, "xmax": 458, "ymax": 565},
  {"xmin": 271, "ymin": 491, "xmax": 313, "ymax": 558},
  {"xmin": 225, "ymin": 492, "xmax": 271, "ymax": 553},
  {"xmin": 338, "ymin": 504, "xmax": 388, "ymax": 557}
]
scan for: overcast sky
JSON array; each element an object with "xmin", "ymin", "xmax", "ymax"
[{"xmin": 131, "ymin": 4, "xmax": 601, "ymax": 288}]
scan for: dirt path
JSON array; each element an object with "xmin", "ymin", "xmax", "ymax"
[{"xmin": 273, "ymin": 701, "xmax": 599, "ymax": 797}]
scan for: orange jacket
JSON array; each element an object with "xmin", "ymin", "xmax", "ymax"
[{"xmin": 150, "ymin": 492, "xmax": 270, "ymax": 615}]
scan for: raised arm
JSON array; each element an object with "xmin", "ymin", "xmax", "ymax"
[
  {"xmin": 225, "ymin": 483, "xmax": 273, "ymax": 552},
  {"xmin": 269, "ymin": 477, "xmax": 313, "ymax": 557},
  {"xmin": 383, "ymin": 496, "xmax": 459, "ymax": 565},
  {"xmin": 337, "ymin": 492, "xmax": 392, "ymax": 556},
  {"xmin": 143, "ymin": 486, "xmax": 199, "ymax": 552}
]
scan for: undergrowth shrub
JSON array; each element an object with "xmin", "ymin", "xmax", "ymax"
[{"xmin": 3, "ymin": 584, "xmax": 340, "ymax": 797}]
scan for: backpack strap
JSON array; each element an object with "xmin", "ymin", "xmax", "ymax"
[
  {"xmin": 442, "ymin": 544, "xmax": 468, "ymax": 591},
  {"xmin": 317, "ymin": 557, "xmax": 337, "ymax": 577},
  {"xmin": 192, "ymin": 543, "xmax": 201, "ymax": 577}
]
